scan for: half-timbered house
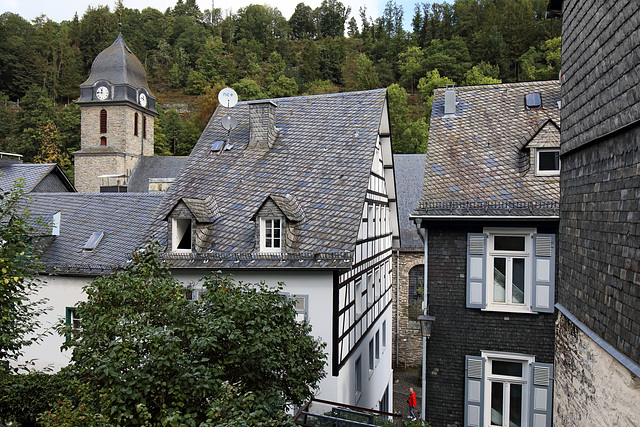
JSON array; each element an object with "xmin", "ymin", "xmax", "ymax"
[{"xmin": 157, "ymin": 89, "xmax": 399, "ymax": 409}]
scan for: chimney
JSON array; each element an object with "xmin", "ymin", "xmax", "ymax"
[
  {"xmin": 444, "ymin": 84, "xmax": 456, "ymax": 115},
  {"xmin": 248, "ymin": 100, "xmax": 278, "ymax": 149}
]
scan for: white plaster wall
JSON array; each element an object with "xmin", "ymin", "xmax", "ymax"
[
  {"xmin": 335, "ymin": 311, "xmax": 393, "ymax": 411},
  {"xmin": 17, "ymin": 276, "xmax": 89, "ymax": 371},
  {"xmin": 554, "ymin": 312, "xmax": 640, "ymax": 427}
]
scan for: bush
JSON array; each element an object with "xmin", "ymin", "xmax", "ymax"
[{"xmin": 0, "ymin": 370, "xmax": 75, "ymax": 426}]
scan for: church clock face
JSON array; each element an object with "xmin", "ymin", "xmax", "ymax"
[
  {"xmin": 95, "ymin": 86, "xmax": 109, "ymax": 100},
  {"xmin": 139, "ymin": 93, "xmax": 147, "ymax": 108}
]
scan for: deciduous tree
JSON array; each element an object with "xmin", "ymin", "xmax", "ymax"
[{"xmin": 57, "ymin": 245, "xmax": 326, "ymax": 425}]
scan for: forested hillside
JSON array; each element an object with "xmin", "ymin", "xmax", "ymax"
[{"xmin": 0, "ymin": 0, "xmax": 560, "ymax": 182}]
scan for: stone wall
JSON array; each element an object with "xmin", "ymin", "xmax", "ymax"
[
  {"xmin": 554, "ymin": 311, "xmax": 640, "ymax": 426},
  {"xmin": 81, "ymin": 105, "xmax": 152, "ymax": 155},
  {"xmin": 74, "ymin": 152, "xmax": 136, "ymax": 193},
  {"xmin": 392, "ymin": 249, "xmax": 424, "ymax": 367}
]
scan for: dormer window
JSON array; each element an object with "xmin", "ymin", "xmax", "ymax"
[
  {"xmin": 536, "ymin": 148, "xmax": 560, "ymax": 175},
  {"xmin": 172, "ymin": 218, "xmax": 192, "ymax": 252},
  {"xmin": 252, "ymin": 194, "xmax": 304, "ymax": 254},
  {"xmin": 261, "ymin": 217, "xmax": 282, "ymax": 252}
]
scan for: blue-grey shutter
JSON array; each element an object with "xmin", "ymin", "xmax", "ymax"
[
  {"xmin": 532, "ymin": 234, "xmax": 555, "ymax": 313},
  {"xmin": 467, "ymin": 233, "xmax": 487, "ymax": 308},
  {"xmin": 464, "ymin": 355, "xmax": 485, "ymax": 427},
  {"xmin": 529, "ymin": 363, "xmax": 553, "ymax": 427}
]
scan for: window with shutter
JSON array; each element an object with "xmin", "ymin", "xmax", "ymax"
[
  {"xmin": 468, "ymin": 352, "xmax": 551, "ymax": 427},
  {"xmin": 467, "ymin": 229, "xmax": 555, "ymax": 314}
]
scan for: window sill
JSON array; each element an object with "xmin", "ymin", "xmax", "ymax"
[{"xmin": 482, "ymin": 305, "xmax": 537, "ymax": 315}]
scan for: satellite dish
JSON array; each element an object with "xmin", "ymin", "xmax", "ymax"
[
  {"xmin": 218, "ymin": 87, "xmax": 238, "ymax": 108},
  {"xmin": 221, "ymin": 114, "xmax": 237, "ymax": 131}
]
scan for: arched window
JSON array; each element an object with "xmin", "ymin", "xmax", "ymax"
[
  {"xmin": 408, "ymin": 264, "xmax": 424, "ymax": 320},
  {"xmin": 100, "ymin": 136, "xmax": 107, "ymax": 146},
  {"xmin": 134, "ymin": 113, "xmax": 139, "ymax": 136},
  {"xmin": 142, "ymin": 116, "xmax": 147, "ymax": 139},
  {"xmin": 100, "ymin": 109, "xmax": 107, "ymax": 133}
]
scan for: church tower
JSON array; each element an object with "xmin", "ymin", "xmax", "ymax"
[{"xmin": 75, "ymin": 30, "xmax": 157, "ymax": 192}]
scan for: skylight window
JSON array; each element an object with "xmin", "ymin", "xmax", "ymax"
[
  {"xmin": 525, "ymin": 93, "xmax": 542, "ymax": 109},
  {"xmin": 83, "ymin": 231, "xmax": 104, "ymax": 251},
  {"xmin": 210, "ymin": 141, "xmax": 225, "ymax": 153}
]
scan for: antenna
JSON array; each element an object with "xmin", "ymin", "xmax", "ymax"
[{"xmin": 218, "ymin": 87, "xmax": 238, "ymax": 108}]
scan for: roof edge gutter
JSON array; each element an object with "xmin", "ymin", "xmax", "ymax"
[{"xmin": 410, "ymin": 215, "xmax": 559, "ymax": 222}]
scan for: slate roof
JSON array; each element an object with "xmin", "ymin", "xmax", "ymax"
[
  {"xmin": 413, "ymin": 81, "xmax": 561, "ymax": 219},
  {"xmin": 393, "ymin": 154, "xmax": 427, "ymax": 248},
  {"xmin": 159, "ymin": 89, "xmax": 388, "ymax": 269},
  {"xmin": 0, "ymin": 163, "xmax": 75, "ymax": 193},
  {"xmin": 127, "ymin": 156, "xmax": 188, "ymax": 192},
  {"xmin": 80, "ymin": 32, "xmax": 151, "ymax": 93},
  {"xmin": 21, "ymin": 193, "xmax": 164, "ymax": 275}
]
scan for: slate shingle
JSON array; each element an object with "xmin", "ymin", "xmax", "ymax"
[
  {"xmin": 159, "ymin": 89, "xmax": 388, "ymax": 268},
  {"xmin": 414, "ymin": 81, "xmax": 561, "ymax": 217}
]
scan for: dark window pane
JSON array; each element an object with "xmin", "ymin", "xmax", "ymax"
[
  {"xmin": 539, "ymin": 151, "xmax": 560, "ymax": 171},
  {"xmin": 492, "ymin": 360, "xmax": 523, "ymax": 377},
  {"xmin": 491, "ymin": 381, "xmax": 503, "ymax": 426},
  {"xmin": 510, "ymin": 384, "xmax": 523, "ymax": 427},
  {"xmin": 512, "ymin": 258, "xmax": 525, "ymax": 303},
  {"xmin": 494, "ymin": 236, "xmax": 525, "ymax": 251},
  {"xmin": 493, "ymin": 257, "xmax": 506, "ymax": 303}
]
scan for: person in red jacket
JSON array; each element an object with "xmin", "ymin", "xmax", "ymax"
[{"xmin": 407, "ymin": 387, "xmax": 417, "ymax": 421}]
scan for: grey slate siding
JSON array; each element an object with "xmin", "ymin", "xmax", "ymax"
[
  {"xmin": 425, "ymin": 224, "xmax": 556, "ymax": 427},
  {"xmin": 558, "ymin": 125, "xmax": 640, "ymax": 365},
  {"xmin": 32, "ymin": 173, "xmax": 72, "ymax": 193},
  {"xmin": 560, "ymin": 1, "xmax": 640, "ymax": 154}
]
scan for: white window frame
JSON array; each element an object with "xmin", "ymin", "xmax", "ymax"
[
  {"xmin": 482, "ymin": 351, "xmax": 535, "ymax": 427},
  {"xmin": 535, "ymin": 148, "xmax": 560, "ymax": 176},
  {"xmin": 172, "ymin": 218, "xmax": 192, "ymax": 252},
  {"xmin": 354, "ymin": 279, "xmax": 363, "ymax": 317},
  {"xmin": 485, "ymin": 228, "xmax": 535, "ymax": 313},
  {"xmin": 260, "ymin": 217, "xmax": 282, "ymax": 252}
]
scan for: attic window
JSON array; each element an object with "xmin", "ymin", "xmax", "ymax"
[
  {"xmin": 525, "ymin": 93, "xmax": 542, "ymax": 109},
  {"xmin": 536, "ymin": 148, "xmax": 560, "ymax": 175},
  {"xmin": 172, "ymin": 218, "xmax": 192, "ymax": 252},
  {"xmin": 83, "ymin": 231, "xmax": 104, "ymax": 251},
  {"xmin": 261, "ymin": 218, "xmax": 282, "ymax": 252}
]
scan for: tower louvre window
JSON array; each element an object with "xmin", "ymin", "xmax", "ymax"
[
  {"xmin": 143, "ymin": 116, "xmax": 147, "ymax": 139},
  {"xmin": 100, "ymin": 109, "xmax": 107, "ymax": 133},
  {"xmin": 134, "ymin": 113, "xmax": 139, "ymax": 136}
]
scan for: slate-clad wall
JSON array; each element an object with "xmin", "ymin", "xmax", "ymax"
[
  {"xmin": 558, "ymin": 126, "xmax": 640, "ymax": 365},
  {"xmin": 32, "ymin": 173, "xmax": 70, "ymax": 193},
  {"xmin": 424, "ymin": 225, "xmax": 556, "ymax": 427},
  {"xmin": 560, "ymin": 1, "xmax": 640, "ymax": 154}
]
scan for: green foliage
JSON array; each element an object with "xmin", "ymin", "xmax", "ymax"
[
  {"xmin": 317, "ymin": 0, "xmax": 351, "ymax": 38},
  {"xmin": 462, "ymin": 62, "xmax": 502, "ymax": 86},
  {"xmin": 154, "ymin": 107, "xmax": 200, "ymax": 156},
  {"xmin": 0, "ymin": 370, "xmax": 77, "ymax": 425},
  {"xmin": 232, "ymin": 78, "xmax": 268, "ymax": 101},
  {"xmin": 417, "ymin": 69, "xmax": 454, "ymax": 114},
  {"xmin": 0, "ymin": 182, "xmax": 47, "ymax": 368},
  {"xmin": 398, "ymin": 46, "xmax": 425, "ymax": 92},
  {"xmin": 57, "ymin": 245, "xmax": 326, "ymax": 424},
  {"xmin": 519, "ymin": 36, "xmax": 561, "ymax": 81},
  {"xmin": 398, "ymin": 117, "xmax": 429, "ymax": 154}
]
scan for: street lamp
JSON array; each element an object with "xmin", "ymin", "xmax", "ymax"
[
  {"xmin": 417, "ymin": 314, "xmax": 435, "ymax": 339},
  {"xmin": 417, "ymin": 313, "xmax": 435, "ymax": 423}
]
